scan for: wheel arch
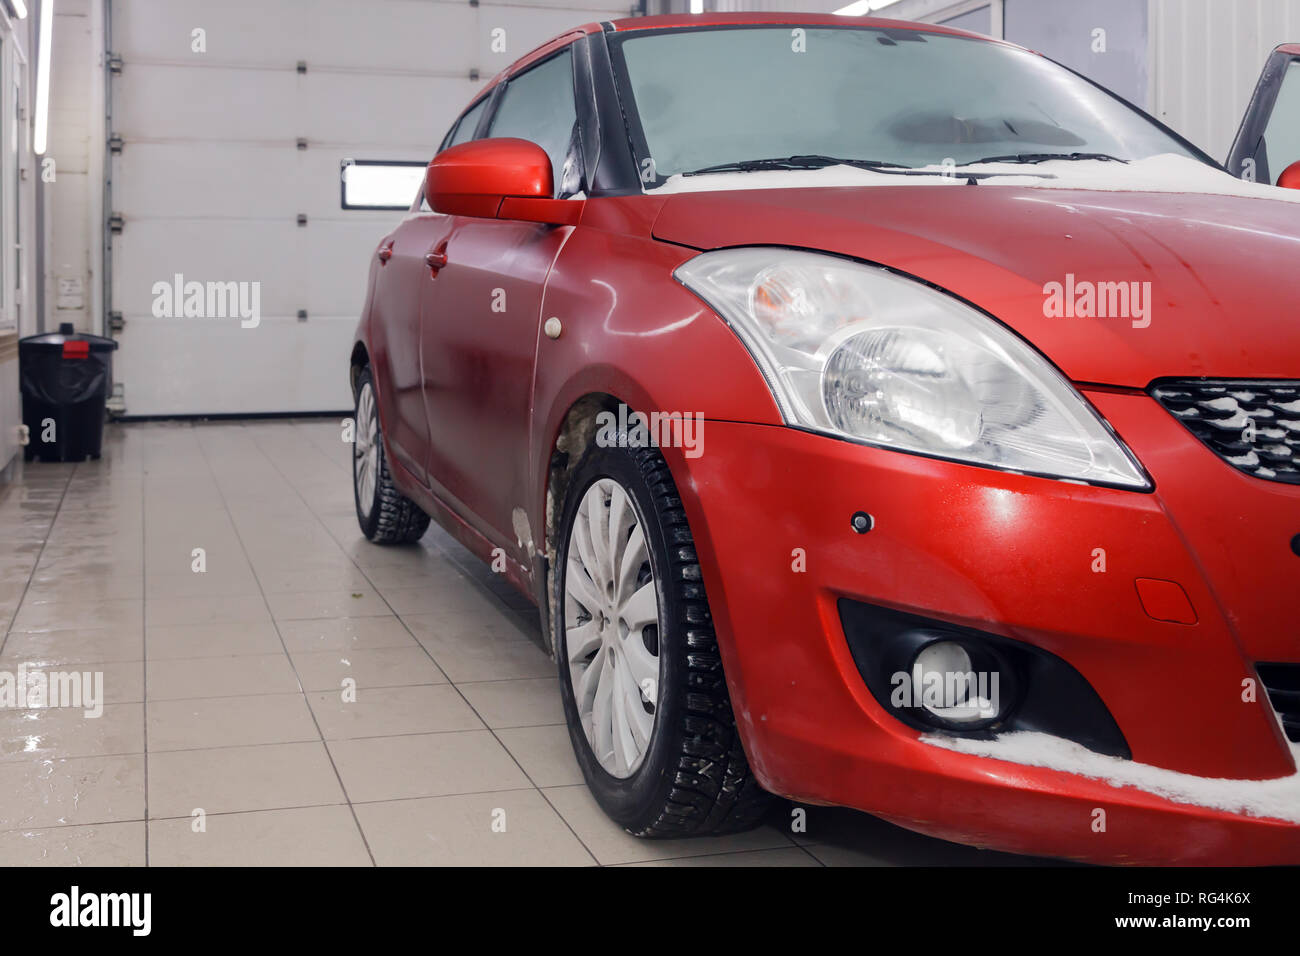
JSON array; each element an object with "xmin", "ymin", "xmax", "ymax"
[
  {"xmin": 531, "ymin": 342, "xmax": 768, "ymax": 658},
  {"xmin": 539, "ymin": 391, "xmax": 623, "ymax": 658},
  {"xmin": 349, "ymin": 340, "xmax": 370, "ymax": 396}
]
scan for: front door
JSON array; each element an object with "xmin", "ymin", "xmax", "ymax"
[
  {"xmin": 419, "ymin": 45, "xmax": 582, "ymax": 549},
  {"xmin": 371, "ymin": 211, "xmax": 453, "ymax": 482}
]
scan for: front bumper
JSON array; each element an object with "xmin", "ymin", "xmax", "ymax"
[{"xmin": 670, "ymin": 389, "xmax": 1300, "ymax": 865}]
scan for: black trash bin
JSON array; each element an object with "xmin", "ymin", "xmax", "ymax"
[{"xmin": 19, "ymin": 323, "xmax": 118, "ymax": 462}]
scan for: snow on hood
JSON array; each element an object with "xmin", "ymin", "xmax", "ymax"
[
  {"xmin": 923, "ymin": 731, "xmax": 1300, "ymax": 824},
  {"xmin": 654, "ymin": 153, "xmax": 1300, "ymax": 204}
]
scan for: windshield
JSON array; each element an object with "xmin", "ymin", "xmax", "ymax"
[{"xmin": 612, "ymin": 25, "xmax": 1204, "ymax": 185}]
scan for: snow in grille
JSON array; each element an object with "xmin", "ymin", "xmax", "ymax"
[{"xmin": 1152, "ymin": 381, "xmax": 1300, "ymax": 484}]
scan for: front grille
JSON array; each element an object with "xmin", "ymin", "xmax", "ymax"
[
  {"xmin": 1151, "ymin": 380, "xmax": 1300, "ymax": 484},
  {"xmin": 1256, "ymin": 663, "xmax": 1300, "ymax": 742}
]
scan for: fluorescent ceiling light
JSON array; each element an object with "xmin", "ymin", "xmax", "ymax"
[
  {"xmin": 10, "ymin": 1, "xmax": 28, "ymax": 19},
  {"xmin": 34, "ymin": 0, "xmax": 51, "ymax": 154},
  {"xmin": 834, "ymin": 0, "xmax": 903, "ymax": 15}
]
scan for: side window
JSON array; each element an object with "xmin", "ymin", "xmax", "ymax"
[
  {"xmin": 486, "ymin": 49, "xmax": 580, "ymax": 197},
  {"xmin": 426, "ymin": 96, "xmax": 492, "ymax": 210},
  {"xmin": 1262, "ymin": 60, "xmax": 1300, "ymax": 184},
  {"xmin": 446, "ymin": 96, "xmax": 490, "ymax": 150}
]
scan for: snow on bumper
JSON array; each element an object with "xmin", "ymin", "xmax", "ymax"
[{"xmin": 923, "ymin": 732, "xmax": 1300, "ymax": 826}]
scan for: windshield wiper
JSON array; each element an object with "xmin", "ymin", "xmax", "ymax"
[
  {"xmin": 682, "ymin": 155, "xmax": 912, "ymax": 177},
  {"xmin": 957, "ymin": 151, "xmax": 1128, "ymax": 166},
  {"xmin": 680, "ymin": 152, "xmax": 1128, "ymax": 178}
]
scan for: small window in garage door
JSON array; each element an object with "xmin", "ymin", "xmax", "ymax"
[
  {"xmin": 341, "ymin": 161, "xmax": 426, "ymax": 210},
  {"xmin": 486, "ymin": 49, "xmax": 580, "ymax": 197}
]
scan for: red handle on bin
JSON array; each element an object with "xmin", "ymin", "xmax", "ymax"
[{"xmin": 62, "ymin": 341, "xmax": 90, "ymax": 359}]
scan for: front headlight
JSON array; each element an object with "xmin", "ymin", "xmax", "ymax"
[{"xmin": 675, "ymin": 247, "xmax": 1149, "ymax": 489}]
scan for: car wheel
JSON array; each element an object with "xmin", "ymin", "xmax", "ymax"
[
  {"xmin": 352, "ymin": 367, "xmax": 430, "ymax": 545},
  {"xmin": 554, "ymin": 439, "xmax": 771, "ymax": 837}
]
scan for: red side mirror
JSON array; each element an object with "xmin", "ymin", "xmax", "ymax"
[
  {"xmin": 1276, "ymin": 159, "xmax": 1300, "ymax": 189},
  {"xmin": 425, "ymin": 138, "xmax": 581, "ymax": 225}
]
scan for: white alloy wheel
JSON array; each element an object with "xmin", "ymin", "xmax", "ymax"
[
  {"xmin": 354, "ymin": 381, "xmax": 379, "ymax": 518},
  {"xmin": 564, "ymin": 478, "xmax": 662, "ymax": 778}
]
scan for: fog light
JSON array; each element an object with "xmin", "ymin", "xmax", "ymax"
[
  {"xmin": 909, "ymin": 640, "xmax": 1001, "ymax": 726},
  {"xmin": 841, "ymin": 599, "xmax": 1127, "ymax": 755}
]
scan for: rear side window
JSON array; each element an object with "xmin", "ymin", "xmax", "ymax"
[
  {"xmin": 487, "ymin": 50, "xmax": 579, "ymax": 196},
  {"xmin": 446, "ymin": 96, "xmax": 490, "ymax": 150}
]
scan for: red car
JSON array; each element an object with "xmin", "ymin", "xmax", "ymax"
[{"xmin": 350, "ymin": 12, "xmax": 1300, "ymax": 865}]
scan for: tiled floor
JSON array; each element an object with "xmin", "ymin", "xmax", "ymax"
[{"xmin": 0, "ymin": 420, "xmax": 1046, "ymax": 866}]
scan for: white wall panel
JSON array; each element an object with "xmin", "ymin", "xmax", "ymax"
[
  {"xmin": 1152, "ymin": 0, "xmax": 1300, "ymax": 163},
  {"xmin": 49, "ymin": 1, "xmax": 96, "ymax": 338},
  {"xmin": 113, "ymin": 220, "xmax": 297, "ymax": 317},
  {"xmin": 114, "ymin": 0, "xmax": 481, "ymax": 71},
  {"xmin": 115, "ymin": 144, "xmax": 303, "ymax": 219},
  {"xmin": 113, "ymin": 65, "xmax": 475, "ymax": 148},
  {"xmin": 113, "ymin": 316, "xmax": 359, "ymax": 415},
  {"xmin": 113, "ymin": 0, "xmax": 630, "ymax": 71},
  {"xmin": 114, "ymin": 67, "xmax": 300, "ymax": 142},
  {"xmin": 108, "ymin": 0, "xmax": 633, "ymax": 416},
  {"xmin": 1003, "ymin": 0, "xmax": 1147, "ymax": 107},
  {"xmin": 114, "ymin": 219, "xmax": 421, "ymax": 317}
]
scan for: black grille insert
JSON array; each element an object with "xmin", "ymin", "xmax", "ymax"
[
  {"xmin": 1151, "ymin": 379, "xmax": 1300, "ymax": 484},
  {"xmin": 1256, "ymin": 663, "xmax": 1300, "ymax": 743}
]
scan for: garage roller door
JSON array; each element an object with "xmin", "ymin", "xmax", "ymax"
[{"xmin": 107, "ymin": 0, "xmax": 633, "ymax": 416}]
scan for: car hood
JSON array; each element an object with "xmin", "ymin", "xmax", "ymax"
[{"xmin": 651, "ymin": 174, "xmax": 1300, "ymax": 388}]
